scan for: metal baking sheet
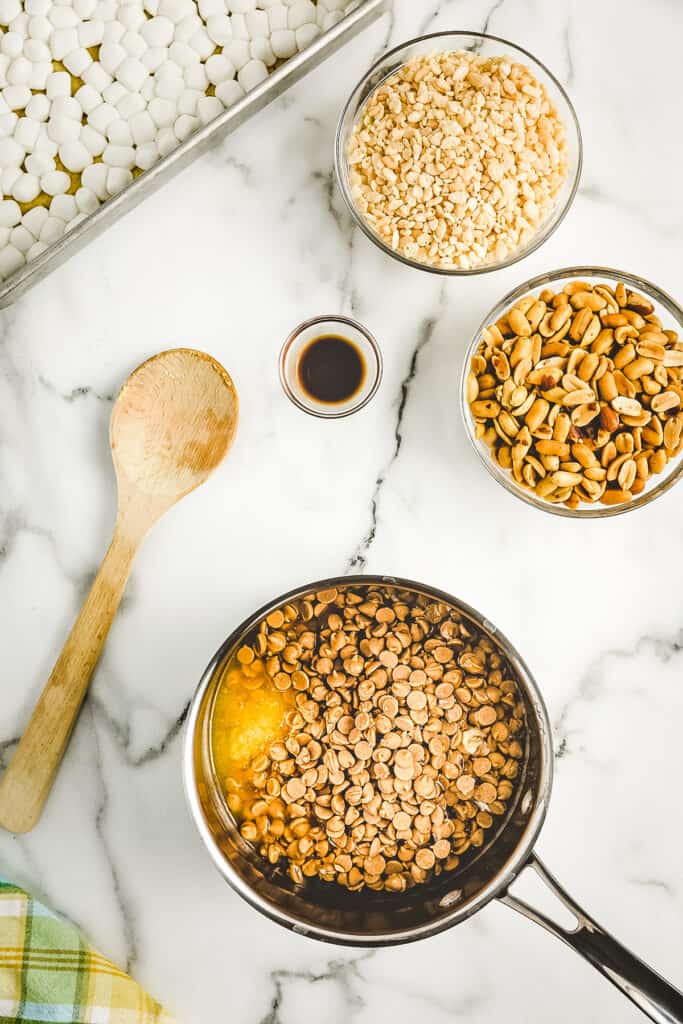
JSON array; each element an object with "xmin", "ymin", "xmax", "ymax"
[{"xmin": 0, "ymin": 0, "xmax": 387, "ymax": 308}]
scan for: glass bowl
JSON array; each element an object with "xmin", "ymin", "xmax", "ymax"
[
  {"xmin": 460, "ymin": 266, "xmax": 683, "ymax": 518},
  {"xmin": 334, "ymin": 31, "xmax": 582, "ymax": 276}
]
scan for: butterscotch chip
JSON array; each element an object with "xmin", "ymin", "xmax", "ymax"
[
  {"xmin": 237, "ymin": 646, "xmax": 255, "ymax": 665},
  {"xmin": 433, "ymin": 839, "xmax": 451, "ymax": 860},
  {"xmin": 477, "ymin": 706, "xmax": 497, "ymax": 726},
  {"xmin": 415, "ymin": 848, "xmax": 436, "ymax": 870},
  {"xmin": 406, "ymin": 690, "xmax": 427, "ymax": 710},
  {"xmin": 434, "ymin": 646, "xmax": 453, "ymax": 664}
]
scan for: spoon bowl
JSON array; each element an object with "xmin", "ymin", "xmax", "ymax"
[{"xmin": 0, "ymin": 348, "xmax": 238, "ymax": 834}]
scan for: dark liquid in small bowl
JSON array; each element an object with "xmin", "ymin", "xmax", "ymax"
[{"xmin": 297, "ymin": 334, "xmax": 365, "ymax": 405}]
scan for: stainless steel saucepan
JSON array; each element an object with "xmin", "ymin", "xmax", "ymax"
[{"xmin": 183, "ymin": 576, "xmax": 683, "ymax": 1023}]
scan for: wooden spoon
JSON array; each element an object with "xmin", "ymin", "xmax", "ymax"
[{"xmin": 0, "ymin": 348, "xmax": 238, "ymax": 834}]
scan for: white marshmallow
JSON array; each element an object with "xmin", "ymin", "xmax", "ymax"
[
  {"xmin": 129, "ymin": 109, "xmax": 156, "ymax": 144},
  {"xmin": 197, "ymin": 0, "xmax": 223, "ymax": 16},
  {"xmin": 142, "ymin": 46, "xmax": 167, "ymax": 72},
  {"xmin": 28, "ymin": 15, "xmax": 52, "ymax": 43},
  {"xmin": 7, "ymin": 56, "xmax": 32, "ymax": 86},
  {"xmin": 177, "ymin": 88, "xmax": 201, "ymax": 115},
  {"xmin": 59, "ymin": 139, "xmax": 91, "ymax": 171},
  {"xmin": 121, "ymin": 30, "xmax": 147, "ymax": 59},
  {"xmin": 157, "ymin": 0, "xmax": 192, "ymax": 22},
  {"xmin": 41, "ymin": 169, "xmax": 71, "ymax": 195},
  {"xmin": 140, "ymin": 77, "xmax": 154, "ymax": 100},
  {"xmin": 250, "ymin": 37, "xmax": 275, "ymax": 66},
  {"xmin": 168, "ymin": 40, "xmax": 195, "ymax": 67},
  {"xmin": 0, "ymin": 243, "xmax": 24, "ymax": 278},
  {"xmin": 78, "ymin": 19, "xmax": 105, "ymax": 48},
  {"xmin": 28, "ymin": 61, "xmax": 52, "ymax": 91},
  {"xmin": 223, "ymin": 39, "xmax": 249, "ymax": 69},
  {"xmin": 82, "ymin": 62, "xmax": 113, "ymax": 92},
  {"xmin": 48, "ymin": 115, "xmax": 81, "ymax": 143},
  {"xmin": 102, "ymin": 21, "xmax": 125, "ymax": 44},
  {"xmin": 39, "ymin": 216, "xmax": 65, "ymax": 244},
  {"xmin": 116, "ymin": 91, "xmax": 145, "ymax": 119},
  {"xmin": 270, "ymin": 29, "xmax": 296, "ymax": 59},
  {"xmin": 205, "ymin": 53, "xmax": 235, "ymax": 85},
  {"xmin": 10, "ymin": 224, "xmax": 35, "ymax": 253},
  {"xmin": 87, "ymin": 102, "xmax": 119, "ymax": 133},
  {"xmin": 0, "ymin": 0, "xmax": 21, "ymax": 26},
  {"xmin": 245, "ymin": 9, "xmax": 269, "ymax": 36},
  {"xmin": 134, "ymin": 139, "xmax": 159, "ymax": 169},
  {"xmin": 215, "ymin": 78, "xmax": 244, "ymax": 107},
  {"xmin": 205, "ymin": 14, "xmax": 232, "ymax": 45},
  {"xmin": 102, "ymin": 142, "xmax": 135, "ymax": 168},
  {"xmin": 3, "ymin": 85, "xmax": 31, "ymax": 109},
  {"xmin": 49, "ymin": 6, "xmax": 79, "ymax": 28},
  {"xmin": 0, "ymin": 112, "xmax": 17, "ymax": 137},
  {"xmin": 295, "ymin": 22, "xmax": 320, "ymax": 49},
  {"xmin": 46, "ymin": 71, "xmax": 71, "ymax": 99},
  {"xmin": 144, "ymin": 0, "xmax": 159, "ymax": 13},
  {"xmin": 73, "ymin": 0, "xmax": 98, "ymax": 17},
  {"xmin": 23, "ymin": 205, "xmax": 49, "ymax": 235},
  {"xmin": 1, "ymin": 36, "xmax": 23, "ymax": 64},
  {"xmin": 229, "ymin": 14, "xmax": 249, "ymax": 39},
  {"xmin": 288, "ymin": 0, "xmax": 316, "ymax": 28},
  {"xmin": 0, "ymin": 136, "xmax": 24, "ymax": 165},
  {"xmin": 106, "ymin": 166, "xmax": 132, "ymax": 193},
  {"xmin": 27, "ymin": 240, "xmax": 48, "ymax": 260},
  {"xmin": 173, "ymin": 112, "xmax": 198, "ymax": 140},
  {"xmin": 197, "ymin": 93, "xmax": 223, "ymax": 124},
  {"xmin": 81, "ymin": 161, "xmax": 108, "ymax": 198},
  {"xmin": 237, "ymin": 58, "xmax": 268, "ymax": 91},
  {"xmin": 118, "ymin": 3, "xmax": 146, "ymax": 29},
  {"xmin": 0, "ymin": 227, "xmax": 10, "ymax": 249},
  {"xmin": 99, "ymin": 42, "xmax": 126, "ymax": 74},
  {"xmin": 184, "ymin": 62, "xmax": 207, "ymax": 89},
  {"xmin": 174, "ymin": 13, "xmax": 201, "ymax": 43},
  {"xmin": 156, "ymin": 126, "xmax": 178, "ymax": 155},
  {"xmin": 189, "ymin": 29, "xmax": 214, "ymax": 59},
  {"xmin": 0, "ymin": 199, "xmax": 21, "ymax": 227},
  {"xmin": 321, "ymin": 9, "xmax": 343, "ymax": 28},
  {"xmin": 33, "ymin": 127, "xmax": 58, "ymax": 157},
  {"xmin": 140, "ymin": 15, "xmax": 174, "ymax": 47},
  {"xmin": 50, "ymin": 193, "xmax": 78, "ymax": 221},
  {"xmin": 51, "ymin": 96, "xmax": 82, "ymax": 120},
  {"xmin": 148, "ymin": 96, "xmax": 176, "ymax": 126},
  {"xmin": 11, "ymin": 171, "xmax": 41, "ymax": 204},
  {"xmin": 1, "ymin": 165, "xmax": 21, "ymax": 193},
  {"xmin": 25, "ymin": 95, "xmax": 50, "ymax": 126},
  {"xmin": 75, "ymin": 83, "xmax": 101, "ymax": 114},
  {"xmin": 267, "ymin": 5, "xmax": 288, "ymax": 31},
  {"xmin": 63, "ymin": 47, "xmax": 93, "ymax": 77},
  {"xmin": 155, "ymin": 74, "xmax": 183, "ymax": 99},
  {"xmin": 23, "ymin": 39, "xmax": 51, "ymax": 63},
  {"xmin": 80, "ymin": 123, "xmax": 107, "ymax": 155},
  {"xmin": 94, "ymin": 0, "xmax": 118, "ymax": 19},
  {"xmin": 116, "ymin": 56, "xmax": 148, "ymax": 91},
  {"xmin": 75, "ymin": 186, "xmax": 99, "ymax": 214},
  {"xmin": 229, "ymin": 0, "xmax": 257, "ymax": 11},
  {"xmin": 103, "ymin": 80, "xmax": 128, "ymax": 105},
  {"xmin": 14, "ymin": 117, "xmax": 41, "ymax": 150},
  {"xmin": 49, "ymin": 27, "xmax": 79, "ymax": 60},
  {"xmin": 106, "ymin": 117, "xmax": 133, "ymax": 145},
  {"xmin": 25, "ymin": 151, "xmax": 55, "ymax": 176}
]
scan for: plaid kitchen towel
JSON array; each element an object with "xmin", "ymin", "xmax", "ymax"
[{"xmin": 0, "ymin": 879, "xmax": 174, "ymax": 1024}]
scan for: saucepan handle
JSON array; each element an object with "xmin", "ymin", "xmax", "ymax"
[{"xmin": 500, "ymin": 854, "xmax": 683, "ymax": 1024}]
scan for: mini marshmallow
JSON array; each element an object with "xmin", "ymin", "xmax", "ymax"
[
  {"xmin": 78, "ymin": 18, "xmax": 105, "ymax": 47},
  {"xmin": 270, "ymin": 29, "xmax": 296, "ymax": 59},
  {"xmin": 25, "ymin": 151, "xmax": 55, "ymax": 176},
  {"xmin": 168, "ymin": 40, "xmax": 195, "ymax": 67},
  {"xmin": 3, "ymin": 85, "xmax": 32, "ymax": 109},
  {"xmin": 40, "ymin": 169, "xmax": 71, "ymax": 195},
  {"xmin": 94, "ymin": 0, "xmax": 118, "ymax": 20},
  {"xmin": 50, "ymin": 193, "xmax": 78, "ymax": 221},
  {"xmin": 27, "ymin": 240, "xmax": 48, "ymax": 260},
  {"xmin": 116, "ymin": 91, "xmax": 145, "ymax": 119},
  {"xmin": 46, "ymin": 71, "xmax": 71, "ymax": 99},
  {"xmin": 121, "ymin": 31, "xmax": 147, "ymax": 59},
  {"xmin": 205, "ymin": 53, "xmax": 235, "ymax": 85},
  {"xmin": 321, "ymin": 9, "xmax": 343, "ymax": 28},
  {"xmin": 11, "ymin": 172, "xmax": 40, "ymax": 204},
  {"xmin": 47, "ymin": 115, "xmax": 81, "ymax": 143},
  {"xmin": 80, "ymin": 124, "xmax": 107, "ymax": 155},
  {"xmin": 1, "ymin": 165, "xmax": 20, "ymax": 193},
  {"xmin": 148, "ymin": 96, "xmax": 176, "ymax": 126},
  {"xmin": 295, "ymin": 22, "xmax": 320, "ymax": 49},
  {"xmin": 82, "ymin": 62, "xmax": 113, "ymax": 92},
  {"xmin": 134, "ymin": 139, "xmax": 159, "ymax": 169},
  {"xmin": 189, "ymin": 29, "xmax": 214, "ymax": 59},
  {"xmin": 23, "ymin": 205, "xmax": 49, "ymax": 235},
  {"xmin": 49, "ymin": 27, "xmax": 79, "ymax": 60},
  {"xmin": 73, "ymin": 0, "xmax": 97, "ymax": 17},
  {"xmin": 142, "ymin": 46, "xmax": 167, "ymax": 72},
  {"xmin": 25, "ymin": 94, "xmax": 50, "ymax": 122},
  {"xmin": 39, "ymin": 216, "xmax": 65, "ymax": 244},
  {"xmin": 23, "ymin": 39, "xmax": 51, "ymax": 63},
  {"xmin": 48, "ymin": 6, "xmax": 79, "ymax": 28},
  {"xmin": 106, "ymin": 118, "xmax": 133, "ymax": 145},
  {"xmin": 250, "ymin": 37, "xmax": 275, "ymax": 66},
  {"xmin": 116, "ymin": 56, "xmax": 148, "ymax": 91},
  {"xmin": 28, "ymin": 16, "xmax": 52, "ymax": 43},
  {"xmin": 175, "ymin": 13, "xmax": 202, "ymax": 43},
  {"xmin": 197, "ymin": 93, "xmax": 223, "ymax": 124},
  {"xmin": 0, "ymin": 227, "xmax": 10, "ymax": 249},
  {"xmin": 0, "ymin": 199, "xmax": 21, "ymax": 227},
  {"xmin": 1, "ymin": 32, "xmax": 23, "ymax": 59},
  {"xmin": 51, "ymin": 96, "xmax": 82, "ymax": 120},
  {"xmin": 173, "ymin": 112, "xmax": 199, "ymax": 141},
  {"xmin": 63, "ymin": 47, "xmax": 93, "ymax": 77},
  {"xmin": 237, "ymin": 58, "xmax": 268, "ymax": 91},
  {"xmin": 14, "ymin": 117, "xmax": 41, "ymax": 150},
  {"xmin": 215, "ymin": 78, "xmax": 244, "ymax": 107},
  {"xmin": 0, "ymin": 112, "xmax": 17, "ymax": 137},
  {"xmin": 245, "ymin": 9, "xmax": 269, "ymax": 36},
  {"xmin": 205, "ymin": 14, "xmax": 232, "ymax": 45},
  {"xmin": 106, "ymin": 166, "xmax": 132, "ymax": 193},
  {"xmin": 103, "ymin": 81, "xmax": 128, "ymax": 105},
  {"xmin": 0, "ymin": 244, "xmax": 24, "ymax": 278},
  {"xmin": 267, "ymin": 5, "xmax": 288, "ymax": 31},
  {"xmin": 75, "ymin": 186, "xmax": 99, "ymax": 214},
  {"xmin": 184, "ymin": 62, "xmax": 208, "ymax": 89},
  {"xmin": 118, "ymin": 3, "xmax": 146, "ymax": 29},
  {"xmin": 102, "ymin": 21, "xmax": 126, "ymax": 44},
  {"xmin": 7, "ymin": 57, "xmax": 32, "ymax": 86},
  {"xmin": 87, "ymin": 102, "xmax": 119, "ymax": 133},
  {"xmin": 140, "ymin": 15, "xmax": 174, "ymax": 46},
  {"xmin": 0, "ymin": 136, "xmax": 24, "ymax": 165},
  {"xmin": 157, "ymin": 0, "xmax": 192, "ymax": 22},
  {"xmin": 129, "ymin": 109, "xmax": 156, "ymax": 144},
  {"xmin": 197, "ymin": 0, "xmax": 223, "ymax": 16},
  {"xmin": 102, "ymin": 143, "xmax": 135, "ymax": 168},
  {"xmin": 288, "ymin": 0, "xmax": 316, "ymax": 28},
  {"xmin": 81, "ymin": 161, "xmax": 108, "ymax": 198},
  {"xmin": 99, "ymin": 42, "xmax": 126, "ymax": 75},
  {"xmin": 144, "ymin": 0, "xmax": 159, "ymax": 13},
  {"xmin": 156, "ymin": 126, "xmax": 178, "ymax": 155},
  {"xmin": 223, "ymin": 39, "xmax": 249, "ymax": 69},
  {"xmin": 155, "ymin": 74, "xmax": 183, "ymax": 99},
  {"xmin": 59, "ymin": 139, "xmax": 91, "ymax": 171},
  {"xmin": 177, "ymin": 88, "xmax": 201, "ymax": 116},
  {"xmin": 28, "ymin": 61, "xmax": 52, "ymax": 91},
  {"xmin": 229, "ymin": 0, "xmax": 257, "ymax": 11},
  {"xmin": 10, "ymin": 224, "xmax": 36, "ymax": 253},
  {"xmin": 229, "ymin": 13, "xmax": 249, "ymax": 39},
  {"xmin": 74, "ymin": 83, "xmax": 101, "ymax": 114}
]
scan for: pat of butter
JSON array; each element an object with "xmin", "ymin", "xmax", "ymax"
[{"xmin": 211, "ymin": 660, "xmax": 287, "ymax": 779}]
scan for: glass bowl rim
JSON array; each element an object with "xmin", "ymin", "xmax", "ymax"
[
  {"xmin": 459, "ymin": 264, "xmax": 683, "ymax": 518},
  {"xmin": 278, "ymin": 313, "xmax": 383, "ymax": 419},
  {"xmin": 334, "ymin": 29, "xmax": 584, "ymax": 277}
]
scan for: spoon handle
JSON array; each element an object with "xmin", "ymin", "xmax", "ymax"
[{"xmin": 0, "ymin": 525, "xmax": 139, "ymax": 833}]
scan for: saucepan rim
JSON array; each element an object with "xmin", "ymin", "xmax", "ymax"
[{"xmin": 183, "ymin": 574, "xmax": 554, "ymax": 945}]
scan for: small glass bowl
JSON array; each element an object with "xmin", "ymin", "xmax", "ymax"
[
  {"xmin": 335, "ymin": 31, "xmax": 582, "ymax": 276},
  {"xmin": 279, "ymin": 314, "xmax": 382, "ymax": 419},
  {"xmin": 460, "ymin": 266, "xmax": 683, "ymax": 518}
]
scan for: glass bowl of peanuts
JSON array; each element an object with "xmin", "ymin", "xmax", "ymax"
[
  {"xmin": 461, "ymin": 267, "xmax": 683, "ymax": 516},
  {"xmin": 335, "ymin": 32, "xmax": 582, "ymax": 275}
]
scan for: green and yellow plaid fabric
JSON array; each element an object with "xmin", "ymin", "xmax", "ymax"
[{"xmin": 0, "ymin": 880, "xmax": 174, "ymax": 1023}]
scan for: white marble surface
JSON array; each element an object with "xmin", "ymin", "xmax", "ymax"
[{"xmin": 1, "ymin": 1, "xmax": 683, "ymax": 1021}]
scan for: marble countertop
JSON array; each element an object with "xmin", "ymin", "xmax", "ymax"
[{"xmin": 1, "ymin": 1, "xmax": 682, "ymax": 1021}]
